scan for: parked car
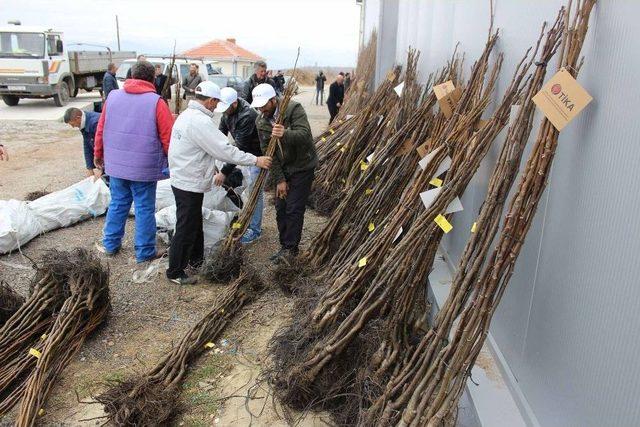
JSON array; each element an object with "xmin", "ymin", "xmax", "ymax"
[{"xmin": 208, "ymin": 74, "xmax": 244, "ymax": 92}]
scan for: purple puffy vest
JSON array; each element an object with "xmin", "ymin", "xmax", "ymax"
[{"xmin": 102, "ymin": 89, "xmax": 167, "ymax": 181}]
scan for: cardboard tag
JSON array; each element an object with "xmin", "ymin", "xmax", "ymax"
[
  {"xmin": 434, "ymin": 80, "xmax": 462, "ymax": 119},
  {"xmin": 368, "ymin": 222, "xmax": 375, "ymax": 232},
  {"xmin": 471, "ymin": 222, "xmax": 478, "ymax": 233},
  {"xmin": 434, "ymin": 214, "xmax": 453, "ymax": 233},
  {"xmin": 416, "ymin": 138, "xmax": 432, "ymax": 158},
  {"xmin": 386, "ymin": 71, "xmax": 396, "ymax": 82},
  {"xmin": 358, "ymin": 257, "xmax": 367, "ymax": 267},
  {"xmin": 394, "ymin": 81, "xmax": 405, "ymax": 97},
  {"xmin": 29, "ymin": 348, "xmax": 42, "ymax": 359},
  {"xmin": 476, "ymin": 119, "xmax": 490, "ymax": 131},
  {"xmin": 418, "ymin": 145, "xmax": 443, "ymax": 170},
  {"xmin": 419, "ymin": 187, "xmax": 442, "ymax": 210},
  {"xmin": 430, "ymin": 178, "xmax": 443, "ymax": 187},
  {"xmin": 445, "ymin": 197, "xmax": 464, "ymax": 214},
  {"xmin": 532, "ymin": 68, "xmax": 593, "ymax": 131}
]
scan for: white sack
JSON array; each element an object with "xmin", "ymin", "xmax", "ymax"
[{"xmin": 155, "ymin": 206, "xmax": 234, "ymax": 249}]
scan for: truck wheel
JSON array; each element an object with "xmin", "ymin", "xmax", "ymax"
[
  {"xmin": 72, "ymin": 87, "xmax": 79, "ymax": 97},
  {"xmin": 2, "ymin": 95, "xmax": 20, "ymax": 106},
  {"xmin": 53, "ymin": 81, "xmax": 70, "ymax": 107}
]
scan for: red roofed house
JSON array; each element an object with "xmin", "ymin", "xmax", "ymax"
[{"xmin": 182, "ymin": 38, "xmax": 264, "ymax": 79}]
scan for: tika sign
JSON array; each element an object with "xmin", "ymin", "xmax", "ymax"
[
  {"xmin": 433, "ymin": 80, "xmax": 462, "ymax": 119},
  {"xmin": 533, "ymin": 68, "xmax": 593, "ymax": 131}
]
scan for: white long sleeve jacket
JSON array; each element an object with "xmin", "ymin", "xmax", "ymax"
[{"xmin": 169, "ymin": 100, "xmax": 257, "ymax": 193}]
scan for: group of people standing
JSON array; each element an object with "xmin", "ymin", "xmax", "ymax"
[
  {"xmin": 63, "ymin": 59, "xmax": 317, "ymax": 286},
  {"xmin": 315, "ymin": 70, "xmax": 351, "ymax": 123}
]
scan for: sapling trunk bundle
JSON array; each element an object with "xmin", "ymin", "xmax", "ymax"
[
  {"xmin": 0, "ymin": 283, "xmax": 24, "ymax": 328},
  {"xmin": 97, "ymin": 270, "xmax": 264, "ymax": 426},
  {"xmin": 15, "ymin": 249, "xmax": 110, "ymax": 426},
  {"xmin": 0, "ymin": 252, "xmax": 73, "ymax": 416},
  {"xmin": 201, "ymin": 53, "xmax": 300, "ymax": 284},
  {"xmin": 376, "ymin": 3, "xmax": 595, "ymax": 425}
]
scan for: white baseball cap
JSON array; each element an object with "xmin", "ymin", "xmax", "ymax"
[
  {"xmin": 215, "ymin": 87, "xmax": 238, "ymax": 113},
  {"xmin": 251, "ymin": 83, "xmax": 276, "ymax": 108},
  {"xmin": 194, "ymin": 81, "xmax": 221, "ymax": 99}
]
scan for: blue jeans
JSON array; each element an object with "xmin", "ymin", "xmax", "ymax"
[
  {"xmin": 247, "ymin": 166, "xmax": 264, "ymax": 235},
  {"xmin": 103, "ymin": 177, "xmax": 157, "ymax": 262}
]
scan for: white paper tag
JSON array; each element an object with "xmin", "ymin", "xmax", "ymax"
[
  {"xmin": 419, "ymin": 187, "xmax": 442, "ymax": 210},
  {"xmin": 445, "ymin": 197, "xmax": 464, "ymax": 214},
  {"xmin": 434, "ymin": 156, "xmax": 452, "ymax": 177},
  {"xmin": 346, "ymin": 114, "xmax": 354, "ymax": 120},
  {"xmin": 394, "ymin": 81, "xmax": 405, "ymax": 97},
  {"xmin": 418, "ymin": 145, "xmax": 444, "ymax": 170},
  {"xmin": 377, "ymin": 115, "xmax": 384, "ymax": 126},
  {"xmin": 366, "ymin": 153, "xmax": 375, "ymax": 163},
  {"xmin": 394, "ymin": 226, "xmax": 403, "ymax": 242}
]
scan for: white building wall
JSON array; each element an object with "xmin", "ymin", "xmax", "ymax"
[{"xmin": 362, "ymin": 1, "xmax": 640, "ymax": 426}]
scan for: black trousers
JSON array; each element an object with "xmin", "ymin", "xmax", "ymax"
[
  {"xmin": 275, "ymin": 168, "xmax": 315, "ymax": 252},
  {"xmin": 167, "ymin": 186, "xmax": 204, "ymax": 279},
  {"xmin": 328, "ymin": 103, "xmax": 339, "ymax": 123}
]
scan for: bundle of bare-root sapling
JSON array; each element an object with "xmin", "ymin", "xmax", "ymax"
[
  {"xmin": 372, "ymin": 2, "xmax": 595, "ymax": 425},
  {"xmin": 16, "ymin": 249, "xmax": 110, "ymax": 426},
  {"xmin": 0, "ymin": 251, "xmax": 73, "ymax": 416},
  {"xmin": 201, "ymin": 53, "xmax": 301, "ymax": 284},
  {"xmin": 97, "ymin": 270, "xmax": 264, "ymax": 426}
]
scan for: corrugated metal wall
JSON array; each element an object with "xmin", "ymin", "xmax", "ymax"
[{"xmin": 362, "ymin": 1, "xmax": 640, "ymax": 426}]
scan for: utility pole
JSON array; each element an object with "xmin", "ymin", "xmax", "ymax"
[{"xmin": 115, "ymin": 15, "xmax": 121, "ymax": 51}]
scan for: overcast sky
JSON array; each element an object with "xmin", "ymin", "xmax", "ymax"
[{"xmin": 1, "ymin": 0, "xmax": 361, "ymax": 69}]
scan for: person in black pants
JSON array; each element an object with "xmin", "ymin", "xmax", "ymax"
[{"xmin": 327, "ymin": 73, "xmax": 345, "ymax": 123}]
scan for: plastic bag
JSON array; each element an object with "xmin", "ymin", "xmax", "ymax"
[{"xmin": 155, "ymin": 205, "xmax": 234, "ymax": 249}]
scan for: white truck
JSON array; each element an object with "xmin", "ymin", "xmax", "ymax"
[{"xmin": 0, "ymin": 23, "xmax": 135, "ymax": 107}]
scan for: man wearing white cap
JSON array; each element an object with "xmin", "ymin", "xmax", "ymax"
[
  {"xmin": 215, "ymin": 87, "xmax": 264, "ymax": 244},
  {"xmin": 166, "ymin": 81, "xmax": 272, "ymax": 285},
  {"xmin": 251, "ymin": 83, "xmax": 318, "ymax": 262}
]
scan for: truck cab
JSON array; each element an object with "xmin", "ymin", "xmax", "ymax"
[{"xmin": 0, "ymin": 23, "xmax": 134, "ymax": 107}]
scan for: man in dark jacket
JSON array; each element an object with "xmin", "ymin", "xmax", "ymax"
[
  {"xmin": 327, "ymin": 73, "xmax": 345, "ymax": 123},
  {"xmin": 102, "ymin": 63, "xmax": 119, "ymax": 100},
  {"xmin": 241, "ymin": 60, "xmax": 276, "ymax": 104},
  {"xmin": 64, "ymin": 107, "xmax": 103, "ymax": 180},
  {"xmin": 154, "ymin": 64, "xmax": 171, "ymax": 100},
  {"xmin": 251, "ymin": 83, "xmax": 318, "ymax": 261},
  {"xmin": 344, "ymin": 72, "xmax": 352, "ymax": 93},
  {"xmin": 314, "ymin": 71, "xmax": 326, "ymax": 105},
  {"xmin": 182, "ymin": 63, "xmax": 203, "ymax": 100},
  {"xmin": 274, "ymin": 70, "xmax": 286, "ymax": 94},
  {"xmin": 214, "ymin": 87, "xmax": 264, "ymax": 243}
]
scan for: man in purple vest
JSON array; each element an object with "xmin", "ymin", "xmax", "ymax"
[{"xmin": 94, "ymin": 60, "xmax": 175, "ymax": 263}]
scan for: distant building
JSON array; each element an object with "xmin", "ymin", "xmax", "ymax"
[{"xmin": 182, "ymin": 38, "xmax": 263, "ymax": 78}]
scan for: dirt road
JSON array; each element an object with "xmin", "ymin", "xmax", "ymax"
[{"xmin": 0, "ymin": 86, "xmax": 334, "ymax": 426}]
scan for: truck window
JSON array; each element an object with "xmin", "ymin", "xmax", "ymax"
[
  {"xmin": 0, "ymin": 32, "xmax": 45, "ymax": 58},
  {"xmin": 47, "ymin": 35, "xmax": 62, "ymax": 56}
]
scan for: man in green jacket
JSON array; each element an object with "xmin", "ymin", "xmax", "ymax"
[{"xmin": 251, "ymin": 83, "xmax": 318, "ymax": 261}]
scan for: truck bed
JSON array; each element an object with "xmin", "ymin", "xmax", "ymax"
[{"xmin": 68, "ymin": 51, "xmax": 136, "ymax": 75}]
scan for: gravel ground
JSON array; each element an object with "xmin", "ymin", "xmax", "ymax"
[{"xmin": 0, "ymin": 86, "xmax": 333, "ymax": 426}]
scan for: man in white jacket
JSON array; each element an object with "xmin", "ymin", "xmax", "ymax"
[{"xmin": 167, "ymin": 81, "xmax": 272, "ymax": 285}]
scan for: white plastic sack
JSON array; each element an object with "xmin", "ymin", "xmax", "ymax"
[
  {"xmin": 0, "ymin": 178, "xmax": 110, "ymax": 254},
  {"xmin": 155, "ymin": 206, "xmax": 234, "ymax": 249}
]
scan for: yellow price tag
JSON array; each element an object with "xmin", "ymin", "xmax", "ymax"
[
  {"xmin": 368, "ymin": 222, "xmax": 375, "ymax": 232},
  {"xmin": 340, "ymin": 147, "xmax": 345, "ymax": 153},
  {"xmin": 220, "ymin": 308, "xmax": 225, "ymax": 314},
  {"xmin": 337, "ymin": 142, "xmax": 342, "ymax": 147},
  {"xmin": 38, "ymin": 408, "xmax": 45, "ymax": 417},
  {"xmin": 471, "ymin": 222, "xmax": 478, "ymax": 233},
  {"xmin": 434, "ymin": 214, "xmax": 453, "ymax": 233},
  {"xmin": 430, "ymin": 178, "xmax": 443, "ymax": 187},
  {"xmin": 321, "ymin": 137, "xmax": 326, "ymax": 142},
  {"xmin": 365, "ymin": 188, "xmax": 373, "ymax": 195},
  {"xmin": 40, "ymin": 334, "xmax": 48, "ymax": 341},
  {"xmin": 29, "ymin": 348, "xmax": 42, "ymax": 359},
  {"xmin": 329, "ymin": 128, "xmax": 335, "ymax": 134},
  {"xmin": 232, "ymin": 222, "xmax": 242, "ymax": 229},
  {"xmin": 341, "ymin": 178, "xmax": 346, "ymax": 184},
  {"xmin": 204, "ymin": 342, "xmax": 215, "ymax": 349},
  {"xmin": 360, "ymin": 161, "xmax": 368, "ymax": 171},
  {"xmin": 358, "ymin": 257, "xmax": 367, "ymax": 267}
]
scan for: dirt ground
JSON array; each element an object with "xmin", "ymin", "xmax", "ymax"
[{"xmin": 0, "ymin": 86, "xmax": 334, "ymax": 426}]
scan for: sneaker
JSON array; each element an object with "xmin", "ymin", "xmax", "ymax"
[
  {"xmin": 240, "ymin": 229, "xmax": 261, "ymax": 245},
  {"xmin": 168, "ymin": 275, "xmax": 198, "ymax": 286},
  {"xmin": 94, "ymin": 241, "xmax": 119, "ymax": 257}
]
